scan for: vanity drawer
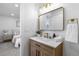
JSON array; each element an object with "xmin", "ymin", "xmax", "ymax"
[{"xmin": 30, "ymin": 40, "xmax": 41, "ymax": 47}]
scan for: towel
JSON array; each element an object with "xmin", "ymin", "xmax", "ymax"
[
  {"xmin": 65, "ymin": 23, "xmax": 78, "ymax": 43},
  {"xmin": 12, "ymin": 35, "xmax": 20, "ymax": 48}
]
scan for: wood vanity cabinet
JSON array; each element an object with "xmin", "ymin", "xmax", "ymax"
[{"xmin": 29, "ymin": 39, "xmax": 63, "ymax": 56}]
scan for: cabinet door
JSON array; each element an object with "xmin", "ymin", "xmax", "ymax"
[
  {"xmin": 30, "ymin": 45, "xmax": 37, "ymax": 56},
  {"xmin": 41, "ymin": 49, "xmax": 52, "ymax": 56},
  {"xmin": 36, "ymin": 48, "xmax": 41, "ymax": 56},
  {"xmin": 31, "ymin": 45, "xmax": 41, "ymax": 56}
]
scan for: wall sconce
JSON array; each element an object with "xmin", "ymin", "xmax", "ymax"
[{"xmin": 40, "ymin": 3, "xmax": 52, "ymax": 9}]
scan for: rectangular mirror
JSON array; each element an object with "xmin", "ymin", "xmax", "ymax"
[{"xmin": 38, "ymin": 7, "xmax": 64, "ymax": 31}]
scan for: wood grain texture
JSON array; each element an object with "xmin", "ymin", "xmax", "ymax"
[{"xmin": 30, "ymin": 39, "xmax": 63, "ymax": 56}]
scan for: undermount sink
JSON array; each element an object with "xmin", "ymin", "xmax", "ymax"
[{"xmin": 35, "ymin": 36, "xmax": 63, "ymax": 42}]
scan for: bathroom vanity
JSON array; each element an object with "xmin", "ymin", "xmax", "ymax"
[{"xmin": 29, "ymin": 37, "xmax": 63, "ymax": 56}]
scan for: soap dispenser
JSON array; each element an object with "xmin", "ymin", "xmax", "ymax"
[{"xmin": 53, "ymin": 33, "xmax": 56, "ymax": 38}]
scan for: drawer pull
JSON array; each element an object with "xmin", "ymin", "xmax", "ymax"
[{"xmin": 35, "ymin": 44, "xmax": 40, "ymax": 47}]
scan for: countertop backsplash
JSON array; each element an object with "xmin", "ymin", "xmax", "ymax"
[{"xmin": 41, "ymin": 31, "xmax": 65, "ymax": 39}]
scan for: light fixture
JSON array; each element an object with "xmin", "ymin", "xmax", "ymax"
[
  {"xmin": 14, "ymin": 4, "xmax": 19, "ymax": 7},
  {"xmin": 10, "ymin": 13, "xmax": 15, "ymax": 16},
  {"xmin": 40, "ymin": 3, "xmax": 51, "ymax": 9}
]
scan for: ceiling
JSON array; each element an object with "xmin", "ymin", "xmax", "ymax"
[{"xmin": 0, "ymin": 3, "xmax": 20, "ymax": 18}]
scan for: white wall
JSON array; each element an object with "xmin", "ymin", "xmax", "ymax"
[
  {"xmin": 62, "ymin": 3, "xmax": 79, "ymax": 56},
  {"xmin": 20, "ymin": 3, "xmax": 79, "ymax": 56},
  {"xmin": 0, "ymin": 16, "xmax": 19, "ymax": 31},
  {"xmin": 20, "ymin": 3, "xmax": 38, "ymax": 56},
  {"xmin": 42, "ymin": 3, "xmax": 79, "ymax": 56}
]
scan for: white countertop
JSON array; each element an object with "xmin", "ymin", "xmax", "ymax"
[{"xmin": 30, "ymin": 37, "xmax": 63, "ymax": 48}]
